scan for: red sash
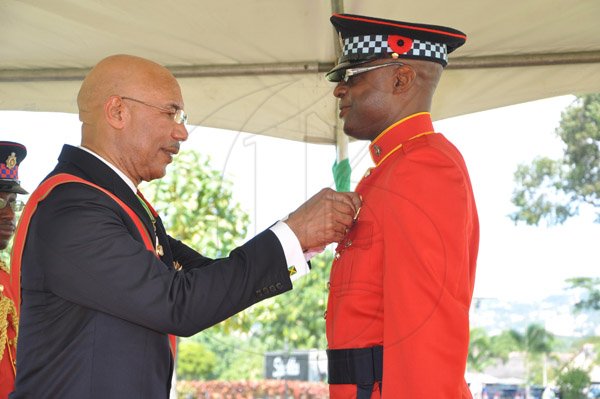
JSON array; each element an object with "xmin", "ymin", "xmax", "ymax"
[{"xmin": 11, "ymin": 173, "xmax": 177, "ymax": 358}]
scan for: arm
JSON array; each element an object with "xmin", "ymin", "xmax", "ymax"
[
  {"xmin": 382, "ymin": 145, "xmax": 477, "ymax": 397},
  {"xmin": 29, "ymin": 184, "xmax": 291, "ymax": 337}
]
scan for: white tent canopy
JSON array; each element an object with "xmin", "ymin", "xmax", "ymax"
[{"xmin": 1, "ymin": 0, "xmax": 599, "ymax": 144}]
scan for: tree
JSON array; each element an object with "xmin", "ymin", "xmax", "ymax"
[
  {"xmin": 468, "ymin": 328, "xmax": 496, "ymax": 372},
  {"xmin": 243, "ymin": 251, "xmax": 332, "ymax": 351},
  {"xmin": 510, "ymin": 94, "xmax": 600, "ymax": 225},
  {"xmin": 191, "ymin": 331, "xmax": 268, "ymax": 380},
  {"xmin": 141, "ymin": 150, "xmax": 257, "ymax": 378},
  {"xmin": 489, "ymin": 330, "xmax": 522, "ymax": 362},
  {"xmin": 556, "ymin": 368, "xmax": 591, "ymax": 399},
  {"xmin": 567, "ymin": 277, "xmax": 600, "ymax": 312},
  {"xmin": 140, "ymin": 150, "xmax": 250, "ymax": 259},
  {"xmin": 177, "ymin": 340, "xmax": 218, "ymax": 380},
  {"xmin": 510, "ymin": 324, "xmax": 554, "ymax": 385},
  {"xmin": 468, "ymin": 328, "xmax": 529, "ymax": 373}
]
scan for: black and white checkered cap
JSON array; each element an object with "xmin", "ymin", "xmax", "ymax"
[
  {"xmin": 343, "ymin": 35, "xmax": 448, "ymax": 65},
  {"xmin": 326, "ymin": 13, "xmax": 466, "ymax": 82}
]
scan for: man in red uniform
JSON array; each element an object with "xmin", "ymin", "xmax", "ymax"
[
  {"xmin": 324, "ymin": 14, "xmax": 479, "ymax": 398},
  {"xmin": 0, "ymin": 142, "xmax": 27, "ymax": 399}
]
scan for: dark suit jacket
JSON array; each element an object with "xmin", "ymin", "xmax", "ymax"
[{"xmin": 11, "ymin": 145, "xmax": 292, "ymax": 399}]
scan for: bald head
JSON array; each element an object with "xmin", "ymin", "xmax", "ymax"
[
  {"xmin": 78, "ymin": 54, "xmax": 178, "ymax": 123},
  {"xmin": 76, "ymin": 54, "xmax": 188, "ymax": 185}
]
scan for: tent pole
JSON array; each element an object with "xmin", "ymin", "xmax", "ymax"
[{"xmin": 331, "ymin": 0, "xmax": 350, "ymax": 185}]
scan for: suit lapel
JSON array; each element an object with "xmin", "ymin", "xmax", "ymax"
[{"xmin": 54, "ymin": 145, "xmax": 159, "ymax": 255}]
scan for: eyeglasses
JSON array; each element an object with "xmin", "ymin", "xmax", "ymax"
[
  {"xmin": 0, "ymin": 197, "xmax": 24, "ymax": 212},
  {"xmin": 121, "ymin": 96, "xmax": 188, "ymax": 125},
  {"xmin": 342, "ymin": 62, "xmax": 405, "ymax": 83}
]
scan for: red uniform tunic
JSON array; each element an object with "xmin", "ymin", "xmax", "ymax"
[
  {"xmin": 326, "ymin": 112, "xmax": 479, "ymax": 398},
  {"xmin": 0, "ymin": 263, "xmax": 19, "ymax": 398}
]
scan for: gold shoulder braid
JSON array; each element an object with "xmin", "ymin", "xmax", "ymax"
[{"xmin": 0, "ymin": 289, "xmax": 18, "ymax": 366}]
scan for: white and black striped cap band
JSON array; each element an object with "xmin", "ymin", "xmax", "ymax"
[{"xmin": 342, "ymin": 34, "xmax": 448, "ymax": 66}]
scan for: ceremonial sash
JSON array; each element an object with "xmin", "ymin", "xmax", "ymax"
[{"xmin": 11, "ymin": 173, "xmax": 177, "ymax": 358}]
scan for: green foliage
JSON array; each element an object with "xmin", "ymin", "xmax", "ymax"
[
  {"xmin": 468, "ymin": 325, "xmax": 555, "ymax": 385},
  {"xmin": 188, "ymin": 251, "xmax": 333, "ymax": 380},
  {"xmin": 510, "ymin": 94, "xmax": 600, "ymax": 225},
  {"xmin": 191, "ymin": 331, "xmax": 267, "ymax": 380},
  {"xmin": 468, "ymin": 328, "xmax": 496, "ymax": 372},
  {"xmin": 507, "ymin": 324, "xmax": 554, "ymax": 356},
  {"xmin": 243, "ymin": 251, "xmax": 332, "ymax": 351},
  {"xmin": 489, "ymin": 330, "xmax": 521, "ymax": 361},
  {"xmin": 468, "ymin": 328, "xmax": 521, "ymax": 372},
  {"xmin": 510, "ymin": 324, "xmax": 554, "ymax": 385},
  {"xmin": 196, "ymin": 251, "xmax": 332, "ymax": 357},
  {"xmin": 556, "ymin": 368, "xmax": 591, "ymax": 399},
  {"xmin": 140, "ymin": 150, "xmax": 249, "ymax": 258},
  {"xmin": 567, "ymin": 277, "xmax": 600, "ymax": 312},
  {"xmin": 177, "ymin": 340, "xmax": 218, "ymax": 380},
  {"xmin": 510, "ymin": 157, "xmax": 572, "ymax": 225}
]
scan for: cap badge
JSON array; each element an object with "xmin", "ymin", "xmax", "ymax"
[
  {"xmin": 388, "ymin": 35, "xmax": 413, "ymax": 55},
  {"xmin": 5, "ymin": 153, "xmax": 17, "ymax": 169}
]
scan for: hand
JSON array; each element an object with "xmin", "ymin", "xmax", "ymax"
[{"xmin": 285, "ymin": 188, "xmax": 361, "ymax": 251}]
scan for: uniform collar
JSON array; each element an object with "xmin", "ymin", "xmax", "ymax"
[{"xmin": 369, "ymin": 112, "xmax": 435, "ymax": 166}]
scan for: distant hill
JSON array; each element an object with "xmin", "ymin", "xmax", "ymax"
[{"xmin": 470, "ymin": 290, "xmax": 600, "ymax": 337}]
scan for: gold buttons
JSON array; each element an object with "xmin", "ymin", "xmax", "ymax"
[
  {"xmin": 345, "ymin": 240, "xmax": 352, "ymax": 248},
  {"xmin": 334, "ymin": 252, "xmax": 341, "ymax": 260},
  {"xmin": 173, "ymin": 261, "xmax": 183, "ymax": 271}
]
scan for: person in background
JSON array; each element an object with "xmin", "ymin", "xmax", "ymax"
[
  {"xmin": 324, "ymin": 14, "xmax": 479, "ymax": 398},
  {"xmin": 11, "ymin": 54, "xmax": 361, "ymax": 398},
  {"xmin": 0, "ymin": 141, "xmax": 27, "ymax": 399}
]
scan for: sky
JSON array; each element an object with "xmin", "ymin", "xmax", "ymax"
[{"xmin": 0, "ymin": 94, "xmax": 598, "ymax": 305}]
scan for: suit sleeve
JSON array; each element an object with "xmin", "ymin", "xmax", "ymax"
[
  {"xmin": 381, "ymin": 145, "xmax": 473, "ymax": 397},
  {"xmin": 26, "ymin": 184, "xmax": 293, "ymax": 337},
  {"xmin": 168, "ymin": 236, "xmax": 212, "ymax": 270}
]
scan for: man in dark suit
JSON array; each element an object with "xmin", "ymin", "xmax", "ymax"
[{"xmin": 11, "ymin": 54, "xmax": 361, "ymax": 398}]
